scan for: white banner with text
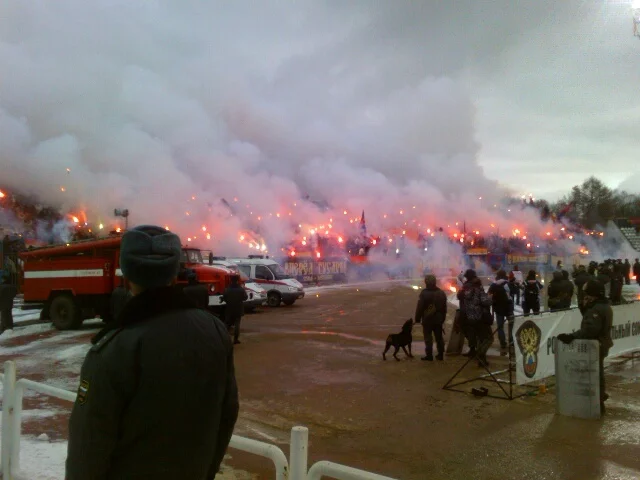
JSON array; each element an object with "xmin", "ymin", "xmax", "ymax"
[{"xmin": 513, "ymin": 302, "xmax": 640, "ymax": 385}]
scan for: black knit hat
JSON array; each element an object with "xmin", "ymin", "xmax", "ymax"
[
  {"xmin": 120, "ymin": 225, "xmax": 182, "ymax": 288},
  {"xmin": 464, "ymin": 269, "xmax": 477, "ymax": 281},
  {"xmin": 583, "ymin": 279, "xmax": 605, "ymax": 298}
]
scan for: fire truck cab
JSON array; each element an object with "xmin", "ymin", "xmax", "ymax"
[{"xmin": 19, "ymin": 236, "xmax": 237, "ymax": 330}]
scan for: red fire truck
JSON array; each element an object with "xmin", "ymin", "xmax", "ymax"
[{"xmin": 18, "ymin": 235, "xmax": 238, "ymax": 330}]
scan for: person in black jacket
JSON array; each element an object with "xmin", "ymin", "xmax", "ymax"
[
  {"xmin": 414, "ymin": 274, "xmax": 447, "ymax": 361},
  {"xmin": 609, "ymin": 264, "xmax": 624, "ymax": 305},
  {"xmin": 634, "ymin": 259, "xmax": 640, "ymax": 285},
  {"xmin": 66, "ymin": 225, "xmax": 238, "ymax": 480},
  {"xmin": 597, "ymin": 264, "xmax": 612, "ymax": 299},
  {"xmin": 557, "ymin": 280, "xmax": 613, "ymax": 413},
  {"xmin": 488, "ymin": 270, "xmax": 513, "ymax": 353},
  {"xmin": 110, "ymin": 277, "xmax": 132, "ymax": 322},
  {"xmin": 562, "ymin": 270, "xmax": 575, "ymax": 300},
  {"xmin": 522, "ymin": 270, "xmax": 543, "ymax": 316},
  {"xmin": 457, "ymin": 269, "xmax": 492, "ymax": 364},
  {"xmin": 0, "ymin": 279, "xmax": 17, "ymax": 332},
  {"xmin": 183, "ymin": 270, "xmax": 210, "ymax": 310},
  {"xmin": 623, "ymin": 259, "xmax": 631, "ymax": 285},
  {"xmin": 222, "ymin": 275, "xmax": 248, "ymax": 345},
  {"xmin": 574, "ymin": 265, "xmax": 593, "ymax": 314},
  {"xmin": 548, "ymin": 270, "xmax": 574, "ymax": 311}
]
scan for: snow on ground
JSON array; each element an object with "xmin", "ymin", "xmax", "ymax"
[
  {"xmin": 13, "ymin": 309, "xmax": 42, "ymax": 325},
  {"xmin": 1, "ymin": 323, "xmax": 54, "ymax": 339},
  {"xmin": 7, "ymin": 434, "xmax": 254, "ymax": 480},
  {"xmin": 1, "ymin": 408, "xmax": 254, "ymax": 479}
]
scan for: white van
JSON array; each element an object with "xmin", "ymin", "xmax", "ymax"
[
  {"xmin": 208, "ymin": 259, "xmax": 267, "ymax": 311},
  {"xmin": 227, "ymin": 257, "xmax": 305, "ymax": 307}
]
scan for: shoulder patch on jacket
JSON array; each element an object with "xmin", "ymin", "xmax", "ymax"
[
  {"xmin": 77, "ymin": 380, "xmax": 89, "ymax": 405},
  {"xmin": 90, "ymin": 328, "xmax": 124, "ymax": 352}
]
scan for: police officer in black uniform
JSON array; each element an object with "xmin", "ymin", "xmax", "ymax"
[
  {"xmin": 558, "ymin": 280, "xmax": 613, "ymax": 413},
  {"xmin": 414, "ymin": 274, "xmax": 447, "ymax": 361},
  {"xmin": 66, "ymin": 226, "xmax": 238, "ymax": 479},
  {"xmin": 222, "ymin": 274, "xmax": 248, "ymax": 345}
]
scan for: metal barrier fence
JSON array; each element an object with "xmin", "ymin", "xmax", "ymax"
[{"xmin": 1, "ymin": 361, "xmax": 399, "ymax": 480}]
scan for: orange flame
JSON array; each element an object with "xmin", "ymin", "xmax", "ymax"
[
  {"xmin": 72, "ymin": 216, "xmax": 79, "ymax": 223},
  {"xmin": 0, "ymin": 190, "xmax": 5, "ymax": 198},
  {"xmin": 449, "ymin": 286, "xmax": 457, "ymax": 293}
]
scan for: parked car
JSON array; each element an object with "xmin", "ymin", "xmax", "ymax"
[{"xmin": 227, "ymin": 256, "xmax": 305, "ymax": 307}]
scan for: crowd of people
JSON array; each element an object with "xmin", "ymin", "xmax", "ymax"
[{"xmin": 411, "ymin": 255, "xmax": 638, "ymax": 414}]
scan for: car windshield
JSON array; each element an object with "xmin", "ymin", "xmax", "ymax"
[
  {"xmin": 214, "ymin": 263, "xmax": 249, "ymax": 282},
  {"xmin": 182, "ymin": 249, "xmax": 203, "ymax": 264},
  {"xmin": 269, "ymin": 263, "xmax": 291, "ymax": 279}
]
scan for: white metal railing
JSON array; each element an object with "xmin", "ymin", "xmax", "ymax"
[
  {"xmin": 228, "ymin": 434, "xmax": 289, "ymax": 480},
  {"xmin": 1, "ymin": 361, "xmax": 399, "ymax": 480},
  {"xmin": 308, "ymin": 461, "xmax": 399, "ymax": 480}
]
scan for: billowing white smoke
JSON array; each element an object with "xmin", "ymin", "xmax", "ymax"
[{"xmin": 0, "ymin": 1, "xmax": 576, "ymax": 257}]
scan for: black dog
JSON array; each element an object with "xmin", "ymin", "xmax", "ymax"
[{"xmin": 382, "ymin": 318, "xmax": 414, "ymax": 361}]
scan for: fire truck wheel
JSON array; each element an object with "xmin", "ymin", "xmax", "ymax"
[
  {"xmin": 50, "ymin": 295, "xmax": 83, "ymax": 330},
  {"xmin": 266, "ymin": 292, "xmax": 281, "ymax": 307}
]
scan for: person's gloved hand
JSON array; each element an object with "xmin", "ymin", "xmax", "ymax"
[{"xmin": 557, "ymin": 333, "xmax": 573, "ymax": 344}]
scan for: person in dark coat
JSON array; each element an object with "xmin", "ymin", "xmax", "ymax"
[
  {"xmin": 597, "ymin": 264, "xmax": 611, "ymax": 298},
  {"xmin": 110, "ymin": 278, "xmax": 132, "ymax": 322},
  {"xmin": 574, "ymin": 265, "xmax": 593, "ymax": 314},
  {"xmin": 222, "ymin": 274, "xmax": 248, "ymax": 345},
  {"xmin": 66, "ymin": 225, "xmax": 238, "ymax": 480},
  {"xmin": 510, "ymin": 265, "xmax": 523, "ymax": 306},
  {"xmin": 548, "ymin": 271, "xmax": 574, "ymax": 311},
  {"xmin": 488, "ymin": 270, "xmax": 513, "ymax": 353},
  {"xmin": 414, "ymin": 274, "xmax": 447, "ymax": 361},
  {"xmin": 457, "ymin": 269, "xmax": 492, "ymax": 364},
  {"xmin": 557, "ymin": 280, "xmax": 613, "ymax": 413},
  {"xmin": 522, "ymin": 270, "xmax": 543, "ymax": 316},
  {"xmin": 547, "ymin": 271, "xmax": 565, "ymax": 312},
  {"xmin": 633, "ymin": 259, "xmax": 640, "ymax": 285},
  {"xmin": 0, "ymin": 279, "xmax": 17, "ymax": 332},
  {"xmin": 183, "ymin": 271, "xmax": 210, "ymax": 310},
  {"xmin": 561, "ymin": 270, "xmax": 575, "ymax": 306},
  {"xmin": 609, "ymin": 264, "xmax": 624, "ymax": 305},
  {"xmin": 623, "ymin": 259, "xmax": 631, "ymax": 285}
]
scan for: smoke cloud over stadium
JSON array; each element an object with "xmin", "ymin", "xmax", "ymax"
[{"xmin": 0, "ymin": 1, "xmax": 635, "ymax": 255}]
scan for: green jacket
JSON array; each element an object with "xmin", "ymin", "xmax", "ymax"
[
  {"xmin": 66, "ymin": 286, "xmax": 238, "ymax": 480},
  {"xmin": 572, "ymin": 299, "xmax": 614, "ymax": 356}
]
